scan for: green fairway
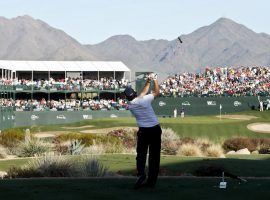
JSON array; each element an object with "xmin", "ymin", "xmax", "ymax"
[
  {"xmin": 24, "ymin": 110, "xmax": 270, "ymax": 142},
  {"xmin": 0, "ymin": 178, "xmax": 269, "ymax": 200}
]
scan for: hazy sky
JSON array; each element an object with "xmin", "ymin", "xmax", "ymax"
[{"xmin": 0, "ymin": 0, "xmax": 269, "ymax": 44}]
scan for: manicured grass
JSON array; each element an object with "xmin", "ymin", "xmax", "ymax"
[
  {"xmin": 1, "ymin": 154, "xmax": 270, "ymax": 177},
  {"xmin": 23, "ymin": 110, "xmax": 270, "ymax": 142},
  {"xmin": 1, "ymin": 111, "xmax": 269, "ymax": 199},
  {"xmin": 0, "ymin": 158, "xmax": 31, "ymax": 171},
  {"xmin": 0, "ymin": 178, "xmax": 269, "ymax": 200}
]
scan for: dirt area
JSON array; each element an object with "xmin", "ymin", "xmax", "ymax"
[
  {"xmin": 247, "ymin": 123, "xmax": 270, "ymax": 133},
  {"xmin": 216, "ymin": 115, "xmax": 258, "ymax": 120},
  {"xmin": 61, "ymin": 125, "xmax": 94, "ymax": 130},
  {"xmin": 80, "ymin": 127, "xmax": 137, "ymax": 134},
  {"xmin": 0, "ymin": 155, "xmax": 17, "ymax": 160},
  {"xmin": 33, "ymin": 127, "xmax": 138, "ymax": 137},
  {"xmin": 33, "ymin": 131, "xmax": 67, "ymax": 138}
]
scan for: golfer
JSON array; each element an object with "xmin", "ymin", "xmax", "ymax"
[{"xmin": 124, "ymin": 73, "xmax": 162, "ymax": 189}]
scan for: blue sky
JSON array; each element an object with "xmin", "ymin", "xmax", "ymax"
[{"xmin": 0, "ymin": 0, "xmax": 269, "ymax": 44}]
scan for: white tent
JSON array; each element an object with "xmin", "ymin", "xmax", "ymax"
[
  {"xmin": 0, "ymin": 60, "xmax": 130, "ymax": 72},
  {"xmin": 0, "ymin": 60, "xmax": 131, "ymax": 80}
]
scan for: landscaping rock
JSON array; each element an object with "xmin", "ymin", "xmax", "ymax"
[
  {"xmin": 251, "ymin": 150, "xmax": 259, "ymax": 154},
  {"xmin": 226, "ymin": 150, "xmax": 236, "ymax": 155},
  {"xmin": 0, "ymin": 171, "xmax": 7, "ymax": 179},
  {"xmin": 236, "ymin": 148, "xmax": 250, "ymax": 155}
]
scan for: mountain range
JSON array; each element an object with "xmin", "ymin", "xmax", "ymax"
[{"xmin": 1, "ymin": 15, "xmax": 270, "ymax": 78}]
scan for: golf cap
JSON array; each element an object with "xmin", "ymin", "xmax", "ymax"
[{"xmin": 124, "ymin": 86, "xmax": 136, "ymax": 97}]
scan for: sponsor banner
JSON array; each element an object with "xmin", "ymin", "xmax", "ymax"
[
  {"xmin": 82, "ymin": 115, "xmax": 92, "ymax": 120},
  {"xmin": 234, "ymin": 101, "xmax": 242, "ymax": 107},
  {"xmin": 207, "ymin": 101, "xmax": 216, "ymax": 106},
  {"xmin": 182, "ymin": 101, "xmax": 191, "ymax": 106},
  {"xmin": 159, "ymin": 101, "xmax": 166, "ymax": 107},
  {"xmin": 56, "ymin": 115, "xmax": 66, "ymax": 119},
  {"xmin": 31, "ymin": 115, "xmax": 39, "ymax": 121},
  {"xmin": 110, "ymin": 114, "xmax": 118, "ymax": 118}
]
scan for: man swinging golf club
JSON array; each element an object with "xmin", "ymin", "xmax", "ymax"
[{"xmin": 124, "ymin": 73, "xmax": 162, "ymax": 189}]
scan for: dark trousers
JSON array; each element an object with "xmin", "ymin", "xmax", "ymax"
[{"xmin": 136, "ymin": 124, "xmax": 162, "ymax": 185}]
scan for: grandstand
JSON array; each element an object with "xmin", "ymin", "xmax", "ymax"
[
  {"xmin": 160, "ymin": 66, "xmax": 270, "ymax": 97},
  {"xmin": 1, "ymin": 62, "xmax": 270, "ymax": 130},
  {"xmin": 0, "ymin": 60, "xmax": 132, "ymax": 129},
  {"xmin": 0, "ymin": 60, "xmax": 131, "ymax": 107}
]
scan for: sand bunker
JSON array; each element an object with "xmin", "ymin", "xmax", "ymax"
[
  {"xmin": 247, "ymin": 123, "xmax": 270, "ymax": 133},
  {"xmin": 217, "ymin": 115, "xmax": 258, "ymax": 120},
  {"xmin": 80, "ymin": 127, "xmax": 137, "ymax": 134},
  {"xmin": 61, "ymin": 125, "xmax": 94, "ymax": 129}
]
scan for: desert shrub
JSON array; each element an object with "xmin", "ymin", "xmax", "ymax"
[
  {"xmin": 0, "ymin": 128, "xmax": 25, "ymax": 148},
  {"xmin": 259, "ymin": 145, "xmax": 270, "ymax": 154},
  {"xmin": 257, "ymin": 138, "xmax": 270, "ymax": 154},
  {"xmin": 7, "ymin": 166, "xmax": 43, "ymax": 178},
  {"xmin": 104, "ymin": 129, "xmax": 136, "ymax": 153},
  {"xmin": 57, "ymin": 133, "xmax": 81, "ymax": 141},
  {"xmin": 161, "ymin": 128, "xmax": 180, "ymax": 155},
  {"xmin": 259, "ymin": 138, "xmax": 270, "ymax": 146},
  {"xmin": 107, "ymin": 129, "xmax": 136, "ymax": 149},
  {"xmin": 179, "ymin": 137, "xmax": 196, "ymax": 145},
  {"xmin": 57, "ymin": 133, "xmax": 101, "ymax": 146},
  {"xmin": 83, "ymin": 144, "xmax": 105, "ymax": 155},
  {"xmin": 52, "ymin": 138, "xmax": 69, "ymax": 155},
  {"xmin": 177, "ymin": 143, "xmax": 202, "ymax": 157},
  {"xmin": 68, "ymin": 139, "xmax": 85, "ymax": 155},
  {"xmin": 0, "ymin": 145, "xmax": 8, "ymax": 159},
  {"xmin": 57, "ymin": 129, "xmax": 136, "ymax": 154},
  {"xmin": 75, "ymin": 156, "xmax": 108, "ymax": 177},
  {"xmin": 223, "ymin": 137, "xmax": 257, "ymax": 152},
  {"xmin": 195, "ymin": 165, "xmax": 226, "ymax": 176},
  {"xmin": 17, "ymin": 140, "xmax": 50, "ymax": 157},
  {"xmin": 6, "ymin": 155, "xmax": 109, "ymax": 178},
  {"xmin": 258, "ymin": 138, "xmax": 270, "ymax": 154},
  {"xmin": 195, "ymin": 138, "xmax": 211, "ymax": 152},
  {"xmin": 17, "ymin": 132, "xmax": 50, "ymax": 157},
  {"xmin": 176, "ymin": 137, "xmax": 224, "ymax": 157},
  {"xmin": 204, "ymin": 144, "xmax": 224, "ymax": 158},
  {"xmin": 102, "ymin": 137, "xmax": 124, "ymax": 153}
]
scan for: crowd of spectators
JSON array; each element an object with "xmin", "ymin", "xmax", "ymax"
[
  {"xmin": 0, "ymin": 77, "xmax": 129, "ymax": 91},
  {"xmin": 160, "ymin": 66, "xmax": 270, "ymax": 97},
  {"xmin": 0, "ymin": 98, "xmax": 128, "ymax": 111},
  {"xmin": 1, "ymin": 66, "xmax": 270, "ymax": 109}
]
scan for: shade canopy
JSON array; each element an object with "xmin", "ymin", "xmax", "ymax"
[{"xmin": 0, "ymin": 60, "xmax": 130, "ymax": 72}]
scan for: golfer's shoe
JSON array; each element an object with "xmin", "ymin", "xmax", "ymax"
[{"xmin": 134, "ymin": 175, "xmax": 146, "ymax": 189}]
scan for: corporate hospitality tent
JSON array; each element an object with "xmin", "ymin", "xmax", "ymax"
[{"xmin": 0, "ymin": 60, "xmax": 131, "ymax": 80}]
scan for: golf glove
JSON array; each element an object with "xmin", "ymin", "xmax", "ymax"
[{"xmin": 148, "ymin": 73, "xmax": 158, "ymax": 80}]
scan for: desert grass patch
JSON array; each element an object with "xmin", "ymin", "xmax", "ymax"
[
  {"xmin": 0, "ymin": 129, "xmax": 25, "ymax": 150},
  {"xmin": 204, "ymin": 144, "xmax": 225, "ymax": 158},
  {"xmin": 0, "ymin": 145, "xmax": 8, "ymax": 159},
  {"xmin": 6, "ymin": 155, "xmax": 110, "ymax": 178},
  {"xmin": 177, "ymin": 143, "xmax": 203, "ymax": 157},
  {"xmin": 83, "ymin": 144, "xmax": 105, "ymax": 155},
  {"xmin": 161, "ymin": 127, "xmax": 180, "ymax": 155}
]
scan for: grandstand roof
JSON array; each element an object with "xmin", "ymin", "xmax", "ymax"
[{"xmin": 0, "ymin": 60, "xmax": 130, "ymax": 72}]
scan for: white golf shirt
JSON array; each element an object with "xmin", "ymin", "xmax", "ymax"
[{"xmin": 128, "ymin": 94, "xmax": 159, "ymax": 128}]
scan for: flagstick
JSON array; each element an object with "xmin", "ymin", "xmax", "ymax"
[{"xmin": 219, "ymin": 104, "xmax": 222, "ymax": 120}]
